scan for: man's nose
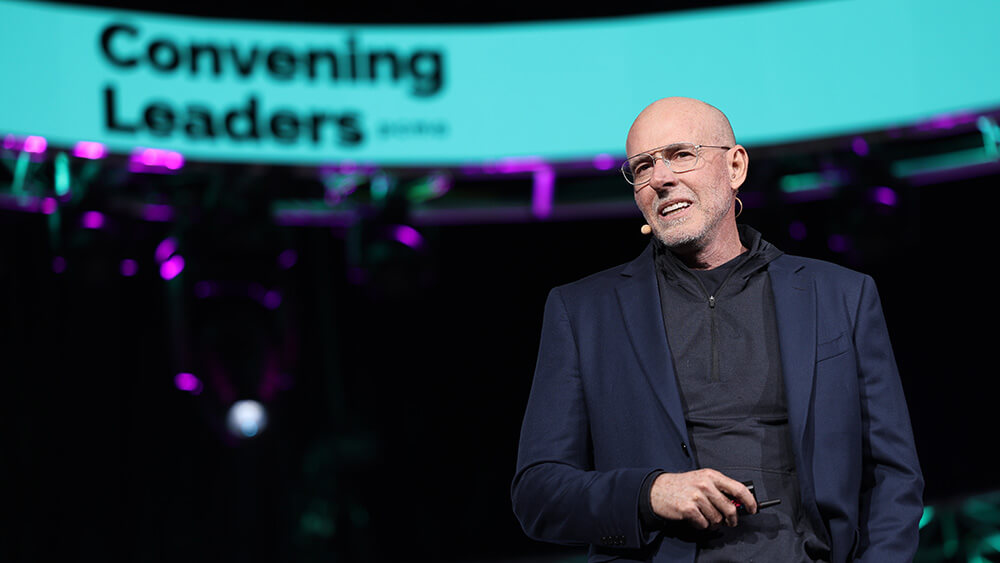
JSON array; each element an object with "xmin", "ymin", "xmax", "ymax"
[{"xmin": 649, "ymin": 157, "xmax": 678, "ymax": 188}]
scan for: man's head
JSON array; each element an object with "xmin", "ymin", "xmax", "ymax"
[{"xmin": 625, "ymin": 97, "xmax": 748, "ymax": 260}]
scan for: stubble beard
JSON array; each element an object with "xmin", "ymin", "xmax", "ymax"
[
  {"xmin": 652, "ymin": 215, "xmax": 701, "ymax": 250},
  {"xmin": 648, "ymin": 195, "xmax": 733, "ymax": 253}
]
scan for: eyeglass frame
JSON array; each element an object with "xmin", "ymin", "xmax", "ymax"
[{"xmin": 621, "ymin": 143, "xmax": 732, "ymax": 186}]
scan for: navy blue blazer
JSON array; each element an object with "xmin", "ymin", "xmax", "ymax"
[{"xmin": 512, "ymin": 244, "xmax": 923, "ymax": 562}]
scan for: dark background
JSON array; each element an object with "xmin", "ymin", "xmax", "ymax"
[{"xmin": 3, "ymin": 1, "xmax": 995, "ymax": 561}]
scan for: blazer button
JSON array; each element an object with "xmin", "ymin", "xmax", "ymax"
[{"xmin": 681, "ymin": 442, "xmax": 690, "ymax": 457}]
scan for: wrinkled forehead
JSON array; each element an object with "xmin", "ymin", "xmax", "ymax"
[
  {"xmin": 625, "ymin": 102, "xmax": 728, "ymax": 157},
  {"xmin": 627, "ymin": 119, "xmax": 705, "ymax": 157}
]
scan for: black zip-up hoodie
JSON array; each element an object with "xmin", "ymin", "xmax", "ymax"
[{"xmin": 642, "ymin": 225, "xmax": 830, "ymax": 561}]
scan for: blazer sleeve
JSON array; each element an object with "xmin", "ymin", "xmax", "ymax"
[
  {"xmin": 511, "ymin": 287, "xmax": 659, "ymax": 550},
  {"xmin": 853, "ymin": 275, "xmax": 924, "ymax": 561}
]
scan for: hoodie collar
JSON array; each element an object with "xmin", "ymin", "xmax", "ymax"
[{"xmin": 652, "ymin": 224, "xmax": 784, "ymax": 287}]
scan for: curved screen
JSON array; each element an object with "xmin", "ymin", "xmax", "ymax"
[{"xmin": 1, "ymin": 0, "xmax": 998, "ymax": 165}]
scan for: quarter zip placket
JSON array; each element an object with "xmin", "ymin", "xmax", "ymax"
[{"xmin": 690, "ymin": 264, "xmax": 744, "ymax": 382}]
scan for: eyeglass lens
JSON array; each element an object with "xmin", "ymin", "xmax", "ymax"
[{"xmin": 624, "ymin": 144, "xmax": 699, "ymax": 184}]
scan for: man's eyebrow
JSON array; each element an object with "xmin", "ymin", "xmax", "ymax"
[{"xmin": 627, "ymin": 142, "xmax": 686, "ymax": 159}]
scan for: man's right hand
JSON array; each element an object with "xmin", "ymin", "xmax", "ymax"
[{"xmin": 649, "ymin": 469, "xmax": 757, "ymax": 529}]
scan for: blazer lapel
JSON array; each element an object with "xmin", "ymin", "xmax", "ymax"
[
  {"xmin": 615, "ymin": 245, "xmax": 690, "ymax": 444},
  {"xmin": 768, "ymin": 258, "xmax": 817, "ymax": 458},
  {"xmin": 769, "ymin": 257, "xmax": 831, "ymax": 538}
]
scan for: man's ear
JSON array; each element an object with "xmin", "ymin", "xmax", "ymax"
[{"xmin": 729, "ymin": 145, "xmax": 749, "ymax": 191}]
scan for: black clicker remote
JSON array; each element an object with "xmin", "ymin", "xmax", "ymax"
[{"xmin": 731, "ymin": 480, "xmax": 781, "ymax": 515}]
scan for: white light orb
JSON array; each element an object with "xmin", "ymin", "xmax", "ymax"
[{"xmin": 226, "ymin": 400, "xmax": 268, "ymax": 438}]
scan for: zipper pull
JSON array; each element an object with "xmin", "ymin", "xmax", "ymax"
[{"xmin": 708, "ymin": 295, "xmax": 716, "ymax": 308}]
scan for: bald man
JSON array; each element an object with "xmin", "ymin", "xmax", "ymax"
[{"xmin": 512, "ymin": 98, "xmax": 923, "ymax": 562}]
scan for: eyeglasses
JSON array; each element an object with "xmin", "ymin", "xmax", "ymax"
[{"xmin": 621, "ymin": 143, "xmax": 731, "ymax": 186}]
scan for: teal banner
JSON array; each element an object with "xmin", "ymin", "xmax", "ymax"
[{"xmin": 1, "ymin": 0, "xmax": 998, "ymax": 165}]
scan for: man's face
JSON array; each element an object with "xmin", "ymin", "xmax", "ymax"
[{"xmin": 626, "ymin": 103, "xmax": 742, "ymax": 252}]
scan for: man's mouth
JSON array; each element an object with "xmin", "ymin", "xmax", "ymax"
[{"xmin": 659, "ymin": 201, "xmax": 691, "ymax": 216}]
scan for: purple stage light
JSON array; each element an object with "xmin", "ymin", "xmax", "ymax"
[
  {"xmin": 23, "ymin": 136, "xmax": 47, "ymax": 154},
  {"xmin": 851, "ymin": 137, "xmax": 869, "ymax": 157},
  {"xmin": 262, "ymin": 290, "xmax": 282, "ymax": 310},
  {"xmin": 130, "ymin": 147, "xmax": 185, "ymax": 173},
  {"xmin": 52, "ymin": 256, "xmax": 66, "ymax": 273},
  {"xmin": 174, "ymin": 372, "xmax": 203, "ymax": 394},
  {"xmin": 392, "ymin": 225, "xmax": 425, "ymax": 250},
  {"xmin": 496, "ymin": 155, "xmax": 545, "ymax": 174},
  {"xmin": 872, "ymin": 186, "xmax": 897, "ymax": 206},
  {"xmin": 142, "ymin": 204, "xmax": 174, "ymax": 222},
  {"xmin": 41, "ymin": 197, "xmax": 57, "ymax": 215},
  {"xmin": 337, "ymin": 160, "xmax": 359, "ymax": 174},
  {"xmin": 532, "ymin": 167, "xmax": 555, "ymax": 219},
  {"xmin": 120, "ymin": 259, "xmax": 138, "ymax": 277},
  {"xmin": 592, "ymin": 153, "xmax": 615, "ymax": 170},
  {"xmin": 164, "ymin": 151, "xmax": 184, "ymax": 170},
  {"xmin": 789, "ymin": 220, "xmax": 807, "ymax": 241},
  {"xmin": 140, "ymin": 148, "xmax": 158, "ymax": 166},
  {"xmin": 278, "ymin": 248, "xmax": 299, "ymax": 270},
  {"xmin": 430, "ymin": 173, "xmax": 451, "ymax": 197},
  {"xmin": 2, "ymin": 134, "xmax": 15, "ymax": 150},
  {"xmin": 917, "ymin": 111, "xmax": 976, "ymax": 131},
  {"xmin": 154, "ymin": 237, "xmax": 177, "ymax": 263},
  {"xmin": 160, "ymin": 254, "xmax": 185, "ymax": 280},
  {"xmin": 72, "ymin": 141, "xmax": 107, "ymax": 160},
  {"xmin": 827, "ymin": 234, "xmax": 849, "ymax": 253},
  {"xmin": 277, "ymin": 249, "xmax": 298, "ymax": 270},
  {"xmin": 81, "ymin": 211, "xmax": 105, "ymax": 229}
]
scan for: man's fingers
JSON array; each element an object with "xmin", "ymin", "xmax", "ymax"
[
  {"xmin": 694, "ymin": 493, "xmax": 726, "ymax": 528},
  {"xmin": 681, "ymin": 504, "xmax": 711, "ymax": 529},
  {"xmin": 715, "ymin": 477, "xmax": 757, "ymax": 515},
  {"xmin": 703, "ymin": 485, "xmax": 740, "ymax": 527},
  {"xmin": 680, "ymin": 494, "xmax": 720, "ymax": 530},
  {"xmin": 650, "ymin": 469, "xmax": 757, "ymax": 529}
]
